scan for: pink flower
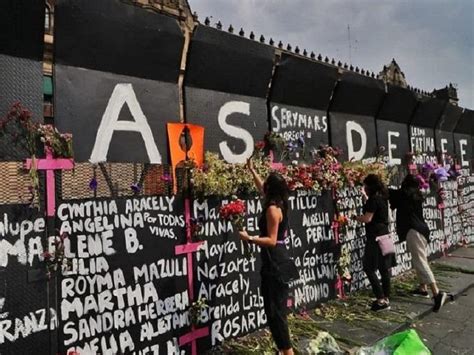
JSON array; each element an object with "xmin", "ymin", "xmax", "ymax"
[
  {"xmin": 160, "ymin": 174, "xmax": 172, "ymax": 182},
  {"xmin": 61, "ymin": 133, "xmax": 73, "ymax": 142}
]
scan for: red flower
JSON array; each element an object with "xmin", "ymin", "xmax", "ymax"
[
  {"xmin": 336, "ymin": 214, "xmax": 349, "ymax": 226},
  {"xmin": 219, "ymin": 200, "xmax": 246, "ymax": 224},
  {"xmin": 255, "ymin": 141, "xmax": 266, "ymax": 150}
]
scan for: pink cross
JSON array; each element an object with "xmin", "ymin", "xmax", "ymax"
[
  {"xmin": 25, "ymin": 147, "xmax": 74, "ymax": 216},
  {"xmin": 335, "ymin": 275, "xmax": 346, "ymax": 299},
  {"xmin": 332, "ymin": 221, "xmax": 340, "ymax": 244},
  {"xmin": 175, "ymin": 198, "xmax": 209, "ymax": 355},
  {"xmin": 437, "ymin": 199, "xmax": 448, "ymax": 257}
]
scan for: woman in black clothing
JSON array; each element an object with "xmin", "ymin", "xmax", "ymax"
[
  {"xmin": 239, "ymin": 160, "xmax": 294, "ymax": 355},
  {"xmin": 389, "ymin": 174, "xmax": 447, "ymax": 312},
  {"xmin": 355, "ymin": 174, "xmax": 396, "ymax": 312}
]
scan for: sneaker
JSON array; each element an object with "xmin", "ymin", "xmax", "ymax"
[
  {"xmin": 433, "ymin": 292, "xmax": 447, "ymax": 312},
  {"xmin": 411, "ymin": 289, "xmax": 430, "ymax": 298},
  {"xmin": 371, "ymin": 301, "xmax": 391, "ymax": 312}
]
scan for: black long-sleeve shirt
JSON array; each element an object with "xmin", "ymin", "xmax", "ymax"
[
  {"xmin": 388, "ymin": 188, "xmax": 430, "ymax": 241},
  {"xmin": 363, "ymin": 195, "xmax": 389, "ymax": 238}
]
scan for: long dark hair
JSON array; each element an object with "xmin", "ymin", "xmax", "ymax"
[
  {"xmin": 263, "ymin": 172, "xmax": 289, "ymax": 213},
  {"xmin": 401, "ymin": 174, "xmax": 424, "ymax": 202},
  {"xmin": 363, "ymin": 174, "xmax": 388, "ymax": 199}
]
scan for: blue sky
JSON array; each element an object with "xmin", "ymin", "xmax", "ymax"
[{"xmin": 189, "ymin": 0, "xmax": 473, "ymax": 109}]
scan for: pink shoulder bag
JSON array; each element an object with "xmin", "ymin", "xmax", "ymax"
[{"xmin": 375, "ymin": 234, "xmax": 395, "ymax": 256}]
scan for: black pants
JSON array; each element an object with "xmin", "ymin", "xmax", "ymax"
[
  {"xmin": 364, "ymin": 265, "xmax": 391, "ymax": 299},
  {"xmin": 363, "ymin": 240, "xmax": 392, "ymax": 299},
  {"xmin": 261, "ymin": 275, "xmax": 291, "ymax": 350}
]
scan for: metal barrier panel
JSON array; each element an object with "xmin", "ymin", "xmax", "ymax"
[
  {"xmin": 269, "ymin": 53, "xmax": 337, "ymax": 161},
  {"xmin": 55, "ymin": 196, "xmax": 188, "ymax": 354},
  {"xmin": 454, "ymin": 108, "xmax": 474, "ymax": 174},
  {"xmin": 329, "ymin": 72, "xmax": 384, "ymax": 161},
  {"xmin": 376, "ymin": 120, "xmax": 410, "ymax": 180},
  {"xmin": 0, "ymin": 205, "xmax": 50, "ymax": 354},
  {"xmin": 286, "ymin": 191, "xmax": 337, "ymax": 307},
  {"xmin": 409, "ymin": 97, "xmax": 446, "ymax": 164},
  {"xmin": 0, "ymin": 2, "xmax": 50, "ymax": 354},
  {"xmin": 0, "ymin": 0, "xmax": 44, "ymax": 160},
  {"xmin": 376, "ymin": 85, "xmax": 418, "ymax": 183},
  {"xmin": 54, "ymin": 0, "xmax": 184, "ymax": 163},
  {"xmin": 377, "ymin": 85, "xmax": 418, "ymax": 124},
  {"xmin": 191, "ymin": 196, "xmax": 264, "ymax": 351},
  {"xmin": 435, "ymin": 103, "xmax": 463, "ymax": 161},
  {"xmin": 184, "ymin": 25, "xmax": 274, "ymax": 163}
]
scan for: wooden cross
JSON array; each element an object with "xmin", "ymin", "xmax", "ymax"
[
  {"xmin": 175, "ymin": 198, "xmax": 209, "ymax": 355},
  {"xmin": 25, "ymin": 147, "xmax": 74, "ymax": 216}
]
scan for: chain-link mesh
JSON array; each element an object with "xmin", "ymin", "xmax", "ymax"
[
  {"xmin": 60, "ymin": 162, "xmax": 175, "ymax": 200},
  {"xmin": 0, "ymin": 161, "xmax": 181, "ymax": 205},
  {"xmin": 143, "ymin": 164, "xmax": 172, "ymax": 195},
  {"xmin": 0, "ymin": 55, "xmax": 43, "ymax": 125},
  {"xmin": 0, "ymin": 162, "xmax": 41, "ymax": 205}
]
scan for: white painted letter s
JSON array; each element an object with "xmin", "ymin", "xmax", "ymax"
[{"xmin": 218, "ymin": 101, "xmax": 254, "ymax": 164}]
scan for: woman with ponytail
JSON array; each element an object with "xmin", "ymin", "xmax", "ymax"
[
  {"xmin": 238, "ymin": 159, "xmax": 294, "ymax": 355},
  {"xmin": 355, "ymin": 174, "xmax": 395, "ymax": 312},
  {"xmin": 389, "ymin": 174, "xmax": 447, "ymax": 312}
]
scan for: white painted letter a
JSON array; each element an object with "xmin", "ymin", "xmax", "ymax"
[{"xmin": 89, "ymin": 83, "xmax": 161, "ymax": 164}]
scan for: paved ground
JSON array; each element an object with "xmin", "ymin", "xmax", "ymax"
[
  {"xmin": 310, "ymin": 247, "xmax": 474, "ymax": 354},
  {"xmin": 208, "ymin": 246, "xmax": 474, "ymax": 354},
  {"xmin": 414, "ymin": 286, "xmax": 474, "ymax": 355}
]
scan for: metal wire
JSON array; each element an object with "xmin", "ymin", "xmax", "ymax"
[
  {"xmin": 60, "ymin": 162, "xmax": 173, "ymax": 200},
  {"xmin": 0, "ymin": 162, "xmax": 40, "ymax": 205}
]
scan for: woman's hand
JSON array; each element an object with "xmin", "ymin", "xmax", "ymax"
[
  {"xmin": 247, "ymin": 157, "xmax": 264, "ymax": 195},
  {"xmin": 239, "ymin": 230, "xmax": 251, "ymax": 242},
  {"xmin": 247, "ymin": 157, "xmax": 255, "ymax": 171},
  {"xmin": 355, "ymin": 212, "xmax": 374, "ymax": 224}
]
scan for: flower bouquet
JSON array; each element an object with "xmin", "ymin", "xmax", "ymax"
[
  {"xmin": 342, "ymin": 159, "xmax": 391, "ymax": 186},
  {"xmin": 219, "ymin": 198, "xmax": 253, "ymax": 257},
  {"xmin": 336, "ymin": 244, "xmax": 352, "ymax": 299},
  {"xmin": 335, "ymin": 214, "xmax": 349, "ymax": 226},
  {"xmin": 219, "ymin": 198, "xmax": 246, "ymax": 231},
  {"xmin": 191, "ymin": 152, "xmax": 270, "ymax": 198},
  {"xmin": 264, "ymin": 131, "xmax": 286, "ymax": 152}
]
